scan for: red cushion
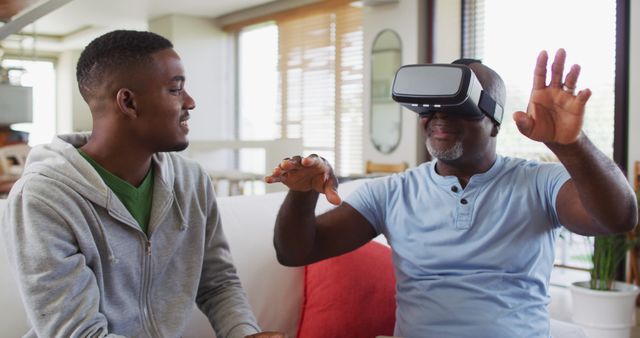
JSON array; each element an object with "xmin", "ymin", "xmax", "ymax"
[{"xmin": 297, "ymin": 241, "xmax": 396, "ymax": 338}]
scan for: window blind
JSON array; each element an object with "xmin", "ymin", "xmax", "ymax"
[
  {"xmin": 277, "ymin": 3, "xmax": 363, "ymax": 175},
  {"xmin": 236, "ymin": 1, "xmax": 363, "ymax": 177}
]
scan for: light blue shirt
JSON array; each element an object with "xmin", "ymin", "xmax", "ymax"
[{"xmin": 345, "ymin": 156, "xmax": 571, "ymax": 338}]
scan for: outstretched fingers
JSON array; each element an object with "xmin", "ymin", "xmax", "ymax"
[
  {"xmin": 575, "ymin": 88, "xmax": 592, "ymax": 105},
  {"xmin": 550, "ymin": 48, "xmax": 566, "ymax": 89},
  {"xmin": 563, "ymin": 64, "xmax": 581, "ymax": 91},
  {"xmin": 532, "ymin": 50, "xmax": 548, "ymax": 90}
]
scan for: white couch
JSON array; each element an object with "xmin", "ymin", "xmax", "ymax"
[{"xmin": 0, "ymin": 179, "xmax": 584, "ymax": 337}]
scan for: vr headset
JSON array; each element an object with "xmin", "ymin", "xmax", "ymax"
[{"xmin": 391, "ymin": 61, "xmax": 504, "ymax": 125}]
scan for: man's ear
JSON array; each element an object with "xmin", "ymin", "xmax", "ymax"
[
  {"xmin": 491, "ymin": 123, "xmax": 500, "ymax": 137},
  {"xmin": 115, "ymin": 88, "xmax": 137, "ymax": 118}
]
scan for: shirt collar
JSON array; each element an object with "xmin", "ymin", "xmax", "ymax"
[{"xmin": 429, "ymin": 155, "xmax": 504, "ymax": 186}]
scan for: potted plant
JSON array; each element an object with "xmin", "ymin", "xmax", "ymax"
[{"xmin": 568, "ymin": 190, "xmax": 640, "ymax": 338}]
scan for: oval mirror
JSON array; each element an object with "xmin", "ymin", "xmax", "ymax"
[{"xmin": 370, "ymin": 29, "xmax": 402, "ymax": 154}]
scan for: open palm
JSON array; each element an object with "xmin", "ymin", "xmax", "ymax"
[{"xmin": 514, "ymin": 49, "xmax": 592, "ymax": 145}]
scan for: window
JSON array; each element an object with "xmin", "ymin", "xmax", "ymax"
[
  {"xmin": 2, "ymin": 58, "xmax": 56, "ymax": 146},
  {"xmin": 237, "ymin": 23, "xmax": 279, "ymax": 181},
  {"xmin": 236, "ymin": 1, "xmax": 363, "ymax": 177},
  {"xmin": 463, "ymin": 0, "xmax": 616, "ymax": 160},
  {"xmin": 462, "ymin": 0, "xmax": 622, "ymax": 281}
]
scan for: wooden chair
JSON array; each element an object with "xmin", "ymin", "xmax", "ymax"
[
  {"xmin": 0, "ymin": 143, "xmax": 30, "ymax": 197},
  {"xmin": 365, "ymin": 160, "xmax": 408, "ymax": 174},
  {"xmin": 0, "ymin": 143, "xmax": 30, "ymax": 178}
]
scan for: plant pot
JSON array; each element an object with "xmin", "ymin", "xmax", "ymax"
[{"xmin": 569, "ymin": 281, "xmax": 640, "ymax": 338}]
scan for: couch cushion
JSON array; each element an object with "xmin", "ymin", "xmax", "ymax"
[
  {"xmin": 215, "ymin": 189, "xmax": 302, "ymax": 337},
  {"xmin": 0, "ymin": 198, "xmax": 31, "ymax": 337},
  {"xmin": 297, "ymin": 240, "xmax": 396, "ymax": 338}
]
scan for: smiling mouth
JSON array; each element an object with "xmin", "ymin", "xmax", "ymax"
[
  {"xmin": 179, "ymin": 114, "xmax": 190, "ymax": 130},
  {"xmin": 428, "ymin": 126, "xmax": 458, "ymax": 138}
]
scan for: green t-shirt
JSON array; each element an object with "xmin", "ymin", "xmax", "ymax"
[{"xmin": 78, "ymin": 149, "xmax": 154, "ymax": 234}]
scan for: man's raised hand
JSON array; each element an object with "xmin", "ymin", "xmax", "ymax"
[{"xmin": 513, "ymin": 49, "xmax": 592, "ymax": 145}]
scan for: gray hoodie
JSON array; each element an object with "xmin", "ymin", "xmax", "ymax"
[{"xmin": 1, "ymin": 134, "xmax": 260, "ymax": 338}]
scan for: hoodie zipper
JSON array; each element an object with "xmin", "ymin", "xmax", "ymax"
[
  {"xmin": 105, "ymin": 209, "xmax": 157, "ymax": 337},
  {"xmin": 138, "ymin": 190, "xmax": 175, "ymax": 338},
  {"xmin": 107, "ymin": 187, "xmax": 175, "ymax": 337},
  {"xmin": 140, "ymin": 238, "xmax": 162, "ymax": 338}
]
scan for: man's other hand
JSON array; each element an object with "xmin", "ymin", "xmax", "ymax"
[{"xmin": 265, "ymin": 154, "xmax": 342, "ymax": 205}]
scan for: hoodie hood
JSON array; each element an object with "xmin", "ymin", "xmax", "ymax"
[
  {"xmin": 23, "ymin": 133, "xmax": 176, "ymax": 211},
  {"xmin": 23, "ymin": 133, "xmax": 108, "ymax": 207}
]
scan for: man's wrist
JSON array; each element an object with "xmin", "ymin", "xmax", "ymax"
[
  {"xmin": 544, "ymin": 131, "xmax": 586, "ymax": 155},
  {"xmin": 289, "ymin": 189, "xmax": 320, "ymax": 200}
]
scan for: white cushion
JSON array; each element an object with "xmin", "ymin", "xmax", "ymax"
[
  {"xmin": 0, "ymin": 198, "xmax": 31, "ymax": 337},
  {"xmin": 217, "ymin": 189, "xmax": 302, "ymax": 336}
]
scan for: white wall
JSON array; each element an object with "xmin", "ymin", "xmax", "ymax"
[
  {"xmin": 149, "ymin": 15, "xmax": 235, "ymax": 171},
  {"xmin": 432, "ymin": 0, "xmax": 461, "ymax": 63},
  {"xmin": 55, "ymin": 51, "xmax": 73, "ymax": 134},
  {"xmin": 628, "ymin": 0, "xmax": 639, "ymax": 183},
  {"xmin": 56, "ymin": 49, "xmax": 92, "ymax": 134},
  {"xmin": 363, "ymin": 0, "xmax": 428, "ymax": 168},
  {"xmin": 55, "ymin": 16, "xmax": 235, "ymax": 142}
]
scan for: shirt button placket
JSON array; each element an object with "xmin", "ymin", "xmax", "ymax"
[{"xmin": 456, "ymin": 195, "xmax": 472, "ymax": 229}]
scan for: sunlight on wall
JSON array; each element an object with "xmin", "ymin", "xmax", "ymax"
[
  {"xmin": 3, "ymin": 59, "xmax": 56, "ymax": 146},
  {"xmin": 238, "ymin": 23, "xmax": 279, "ymax": 180}
]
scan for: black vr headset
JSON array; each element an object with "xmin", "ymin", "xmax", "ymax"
[{"xmin": 391, "ymin": 59, "xmax": 504, "ymax": 125}]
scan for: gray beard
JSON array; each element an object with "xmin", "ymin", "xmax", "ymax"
[{"xmin": 426, "ymin": 139, "xmax": 463, "ymax": 161}]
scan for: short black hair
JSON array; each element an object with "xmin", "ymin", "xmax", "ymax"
[{"xmin": 76, "ymin": 30, "xmax": 173, "ymax": 100}]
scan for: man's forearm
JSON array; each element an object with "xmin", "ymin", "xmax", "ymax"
[
  {"xmin": 273, "ymin": 190, "xmax": 320, "ymax": 266},
  {"xmin": 546, "ymin": 132, "xmax": 638, "ymax": 232}
]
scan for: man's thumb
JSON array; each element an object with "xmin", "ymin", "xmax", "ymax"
[
  {"xmin": 513, "ymin": 111, "xmax": 533, "ymax": 137},
  {"xmin": 324, "ymin": 186, "xmax": 342, "ymax": 206}
]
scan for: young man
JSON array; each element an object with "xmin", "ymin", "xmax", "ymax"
[
  {"xmin": 2, "ymin": 30, "xmax": 282, "ymax": 338},
  {"xmin": 266, "ymin": 49, "xmax": 638, "ymax": 337}
]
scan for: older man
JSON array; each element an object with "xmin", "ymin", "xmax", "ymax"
[{"xmin": 266, "ymin": 49, "xmax": 637, "ymax": 337}]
